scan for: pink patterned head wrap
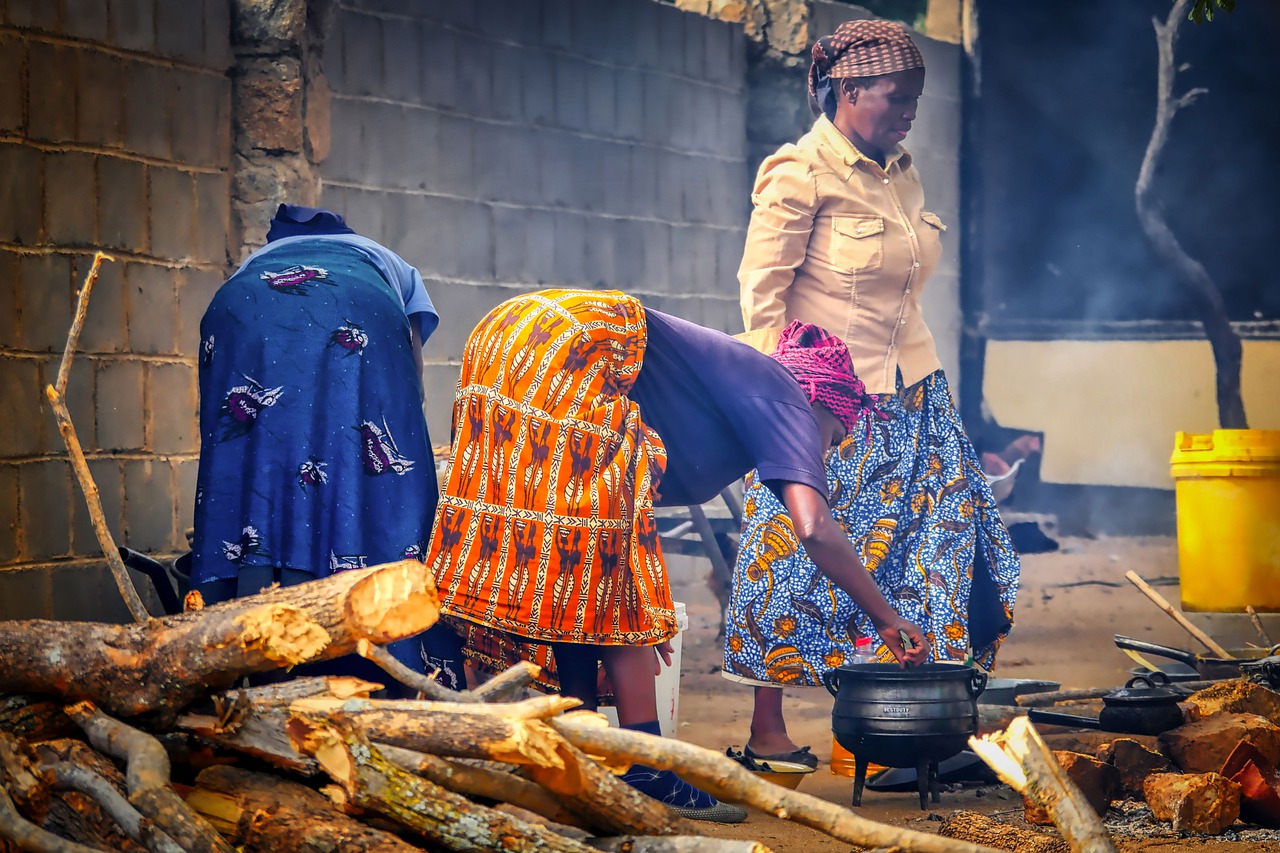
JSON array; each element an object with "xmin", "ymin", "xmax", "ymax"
[{"xmin": 768, "ymin": 321, "xmax": 876, "ymax": 435}]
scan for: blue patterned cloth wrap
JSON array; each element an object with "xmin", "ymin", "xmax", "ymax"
[
  {"xmin": 192, "ymin": 238, "xmax": 438, "ymax": 671},
  {"xmin": 724, "ymin": 371, "xmax": 1020, "ymax": 686}
]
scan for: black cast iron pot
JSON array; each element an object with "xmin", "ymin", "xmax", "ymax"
[
  {"xmin": 824, "ymin": 662, "xmax": 988, "ymax": 769},
  {"xmin": 1025, "ymin": 673, "xmax": 1185, "ymax": 736}
]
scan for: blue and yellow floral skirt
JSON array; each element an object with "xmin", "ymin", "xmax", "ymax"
[{"xmin": 722, "ymin": 370, "xmax": 1019, "ymax": 687}]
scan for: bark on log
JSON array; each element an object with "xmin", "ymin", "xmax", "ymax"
[
  {"xmin": 939, "ymin": 811, "xmax": 1068, "ymax": 853},
  {"xmin": 969, "ymin": 717, "xmax": 1118, "ymax": 853},
  {"xmin": 289, "ymin": 714, "xmax": 603, "ymax": 853},
  {"xmin": 0, "ymin": 696, "xmax": 76, "ymax": 743},
  {"xmin": 520, "ymin": 728, "xmax": 693, "ymax": 837},
  {"xmin": 65, "ymin": 701, "xmax": 234, "ymax": 853},
  {"xmin": 0, "ymin": 560, "xmax": 439, "ymax": 719},
  {"xmin": 356, "ymin": 639, "xmax": 537, "ymax": 704},
  {"xmin": 0, "ymin": 784, "xmax": 103, "ymax": 853},
  {"xmin": 42, "ymin": 762, "xmax": 180, "ymax": 853},
  {"xmin": 31, "ymin": 740, "xmax": 150, "ymax": 853},
  {"xmin": 549, "ymin": 714, "xmax": 1006, "ymax": 853},
  {"xmin": 377, "ymin": 743, "xmax": 584, "ymax": 829},
  {"xmin": 286, "ymin": 696, "xmax": 578, "ymax": 768},
  {"xmin": 186, "ymin": 765, "xmax": 423, "ymax": 853},
  {"xmin": 176, "ymin": 677, "xmax": 385, "ymax": 775},
  {"xmin": 0, "ymin": 733, "xmax": 50, "ymax": 825},
  {"xmin": 491, "ymin": 805, "xmax": 771, "ymax": 853}
]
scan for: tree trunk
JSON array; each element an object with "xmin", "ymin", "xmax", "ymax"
[
  {"xmin": 186, "ymin": 765, "xmax": 424, "ymax": 853},
  {"xmin": 1135, "ymin": 0, "xmax": 1247, "ymax": 429},
  {"xmin": 0, "ymin": 560, "xmax": 439, "ymax": 720},
  {"xmin": 289, "ymin": 714, "xmax": 601, "ymax": 853},
  {"xmin": 549, "ymin": 714, "xmax": 1008, "ymax": 853}
]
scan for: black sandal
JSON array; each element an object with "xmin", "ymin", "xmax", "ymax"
[{"xmin": 743, "ymin": 743, "xmax": 819, "ymax": 770}]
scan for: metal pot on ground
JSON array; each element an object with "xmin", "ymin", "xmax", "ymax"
[
  {"xmin": 824, "ymin": 662, "xmax": 987, "ymax": 810},
  {"xmin": 1025, "ymin": 673, "xmax": 1185, "ymax": 736}
]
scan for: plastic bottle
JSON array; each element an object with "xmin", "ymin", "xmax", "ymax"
[{"xmin": 831, "ymin": 637, "xmax": 882, "ymax": 776}]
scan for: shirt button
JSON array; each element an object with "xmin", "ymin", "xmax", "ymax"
[
  {"xmin": 905, "ymin": 287, "xmax": 912, "ymax": 293},
  {"xmin": 907, "ymin": 229, "xmax": 914, "ymax": 237},
  {"xmin": 900, "ymin": 319, "xmax": 907, "ymax": 325},
  {"xmin": 882, "ymin": 178, "xmax": 890, "ymax": 184},
  {"xmin": 912, "ymin": 262, "xmax": 920, "ymax": 269}
]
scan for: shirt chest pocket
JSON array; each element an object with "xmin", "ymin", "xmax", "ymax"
[{"xmin": 829, "ymin": 215, "xmax": 884, "ymax": 274}]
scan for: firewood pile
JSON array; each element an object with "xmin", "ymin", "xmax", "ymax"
[
  {"xmin": 943, "ymin": 679, "xmax": 1280, "ymax": 849},
  {"xmin": 0, "ymin": 558, "xmax": 1034, "ymax": 853}
]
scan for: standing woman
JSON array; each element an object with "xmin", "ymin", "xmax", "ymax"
[
  {"xmin": 731, "ymin": 20, "xmax": 1020, "ymax": 763},
  {"xmin": 191, "ymin": 204, "xmax": 440, "ymax": 680},
  {"xmin": 425, "ymin": 289, "xmax": 928, "ymax": 821}
]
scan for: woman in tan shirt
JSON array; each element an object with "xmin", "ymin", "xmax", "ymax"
[{"xmin": 727, "ymin": 20, "xmax": 1021, "ymax": 768}]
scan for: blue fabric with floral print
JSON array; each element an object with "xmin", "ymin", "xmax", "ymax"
[
  {"xmin": 192, "ymin": 239, "xmax": 437, "ymax": 595},
  {"xmin": 723, "ymin": 371, "xmax": 1020, "ymax": 686}
]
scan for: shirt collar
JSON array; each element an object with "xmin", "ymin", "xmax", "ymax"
[{"xmin": 814, "ymin": 115, "xmax": 912, "ymax": 173}]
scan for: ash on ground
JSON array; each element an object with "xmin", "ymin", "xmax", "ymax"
[{"xmin": 1107, "ymin": 800, "xmax": 1280, "ymax": 843}]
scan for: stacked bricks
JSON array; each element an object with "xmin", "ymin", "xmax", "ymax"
[
  {"xmin": 319, "ymin": 0, "xmax": 751, "ymax": 443},
  {"xmin": 0, "ymin": 0, "xmax": 233, "ymax": 619}
]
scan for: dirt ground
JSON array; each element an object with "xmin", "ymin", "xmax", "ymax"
[{"xmin": 663, "ymin": 535, "xmax": 1280, "ymax": 852}]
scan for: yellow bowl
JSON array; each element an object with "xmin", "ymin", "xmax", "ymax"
[{"xmin": 751, "ymin": 760, "xmax": 816, "ymax": 790}]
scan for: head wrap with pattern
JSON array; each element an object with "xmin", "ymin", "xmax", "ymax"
[
  {"xmin": 768, "ymin": 321, "xmax": 877, "ymax": 436},
  {"xmin": 808, "ymin": 20, "xmax": 925, "ymax": 119}
]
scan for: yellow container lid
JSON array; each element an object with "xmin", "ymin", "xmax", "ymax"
[{"xmin": 1171, "ymin": 430, "xmax": 1280, "ymax": 478}]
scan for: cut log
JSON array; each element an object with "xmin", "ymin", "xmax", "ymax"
[
  {"xmin": 377, "ymin": 743, "xmax": 584, "ymax": 829},
  {"xmin": 176, "ymin": 677, "xmax": 385, "ymax": 775},
  {"xmin": 471, "ymin": 661, "xmax": 540, "ymax": 703},
  {"xmin": 0, "ymin": 695, "xmax": 77, "ymax": 742},
  {"xmin": 0, "ymin": 560, "xmax": 439, "ymax": 720},
  {"xmin": 187, "ymin": 765, "xmax": 423, "ymax": 852},
  {"xmin": 289, "ymin": 714, "xmax": 602, "ymax": 853},
  {"xmin": 939, "ymin": 811, "xmax": 1068, "ymax": 853},
  {"xmin": 287, "ymin": 696, "xmax": 578, "ymax": 768},
  {"xmin": 520, "ymin": 726, "xmax": 692, "ymax": 837},
  {"xmin": 65, "ymin": 701, "xmax": 234, "ymax": 853},
  {"xmin": 549, "ymin": 713, "xmax": 1006, "ymax": 853},
  {"xmin": 42, "ymin": 762, "xmax": 180, "ymax": 853},
  {"xmin": 1022, "ymin": 752, "xmax": 1119, "ymax": 826},
  {"xmin": 969, "ymin": 717, "xmax": 1118, "ymax": 853}
]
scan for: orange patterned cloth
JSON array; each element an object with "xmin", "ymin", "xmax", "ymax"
[{"xmin": 427, "ymin": 289, "xmax": 677, "ymax": 653}]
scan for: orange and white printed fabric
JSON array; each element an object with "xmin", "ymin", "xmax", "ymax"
[{"xmin": 427, "ymin": 289, "xmax": 677, "ymax": 649}]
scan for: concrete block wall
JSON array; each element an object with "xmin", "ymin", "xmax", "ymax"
[
  {"xmin": 0, "ymin": 0, "xmax": 233, "ymax": 620},
  {"xmin": 319, "ymin": 0, "xmax": 751, "ymax": 442}
]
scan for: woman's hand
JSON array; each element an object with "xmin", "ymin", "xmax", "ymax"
[
  {"xmin": 653, "ymin": 641, "xmax": 674, "ymax": 675},
  {"xmin": 876, "ymin": 619, "xmax": 930, "ymax": 666}
]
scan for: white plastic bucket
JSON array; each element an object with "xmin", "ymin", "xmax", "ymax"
[{"xmin": 600, "ymin": 601, "xmax": 688, "ymax": 737}]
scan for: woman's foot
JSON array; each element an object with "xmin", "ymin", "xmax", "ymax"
[
  {"xmin": 620, "ymin": 765, "xmax": 747, "ymax": 824},
  {"xmin": 744, "ymin": 740, "xmax": 820, "ymax": 770}
]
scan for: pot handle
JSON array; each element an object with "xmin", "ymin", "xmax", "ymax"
[
  {"xmin": 823, "ymin": 669, "xmax": 840, "ymax": 699},
  {"xmin": 1114, "ymin": 634, "xmax": 1199, "ymax": 666},
  {"xmin": 969, "ymin": 668, "xmax": 988, "ymax": 697},
  {"xmin": 1026, "ymin": 709, "xmax": 1101, "ymax": 730},
  {"xmin": 1124, "ymin": 671, "xmax": 1171, "ymax": 690}
]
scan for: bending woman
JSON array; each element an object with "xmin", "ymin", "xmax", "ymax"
[
  {"xmin": 192, "ymin": 204, "xmax": 440, "ymax": 684},
  {"xmin": 732, "ymin": 20, "xmax": 1020, "ymax": 764},
  {"xmin": 425, "ymin": 289, "xmax": 928, "ymax": 821}
]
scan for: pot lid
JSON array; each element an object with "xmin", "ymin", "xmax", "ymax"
[{"xmin": 1105, "ymin": 673, "xmax": 1182, "ymax": 705}]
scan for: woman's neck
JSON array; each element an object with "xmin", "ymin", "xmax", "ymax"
[{"xmin": 831, "ymin": 114, "xmax": 884, "ymax": 168}]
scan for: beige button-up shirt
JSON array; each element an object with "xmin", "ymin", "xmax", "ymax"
[{"xmin": 738, "ymin": 116, "xmax": 947, "ymax": 394}]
